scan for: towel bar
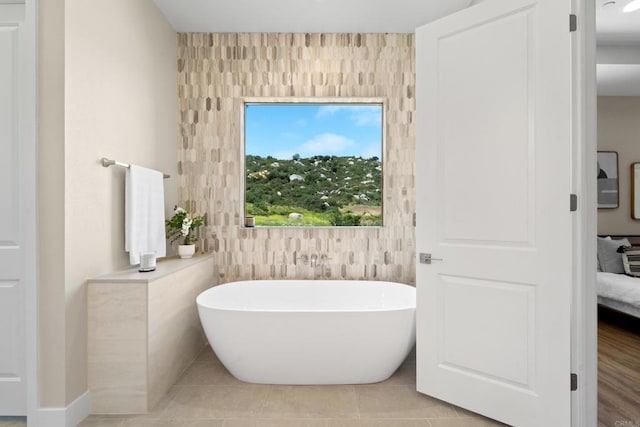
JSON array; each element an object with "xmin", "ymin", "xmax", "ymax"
[{"xmin": 101, "ymin": 157, "xmax": 170, "ymax": 179}]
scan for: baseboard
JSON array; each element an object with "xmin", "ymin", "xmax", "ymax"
[{"xmin": 32, "ymin": 390, "xmax": 90, "ymax": 427}]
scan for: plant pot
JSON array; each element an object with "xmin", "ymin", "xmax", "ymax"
[{"xmin": 178, "ymin": 244, "xmax": 196, "ymax": 259}]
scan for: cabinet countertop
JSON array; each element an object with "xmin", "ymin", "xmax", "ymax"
[{"xmin": 87, "ymin": 253, "xmax": 213, "ymax": 283}]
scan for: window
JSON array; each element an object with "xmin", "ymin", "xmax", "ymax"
[{"xmin": 243, "ymin": 98, "xmax": 384, "ymax": 227}]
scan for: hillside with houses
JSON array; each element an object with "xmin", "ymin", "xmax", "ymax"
[{"xmin": 245, "ymin": 154, "xmax": 382, "ymax": 226}]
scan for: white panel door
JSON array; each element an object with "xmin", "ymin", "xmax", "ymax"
[
  {"xmin": 415, "ymin": 0, "xmax": 573, "ymax": 426},
  {"xmin": 0, "ymin": 17, "xmax": 26, "ymax": 415}
]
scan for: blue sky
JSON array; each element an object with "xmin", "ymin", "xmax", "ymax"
[{"xmin": 245, "ymin": 104, "xmax": 382, "ymax": 160}]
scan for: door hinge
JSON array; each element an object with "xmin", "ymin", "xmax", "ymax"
[
  {"xmin": 571, "ymin": 373, "xmax": 578, "ymax": 391},
  {"xmin": 570, "ymin": 194, "xmax": 578, "ymax": 212},
  {"xmin": 570, "ymin": 14, "xmax": 577, "ymax": 32}
]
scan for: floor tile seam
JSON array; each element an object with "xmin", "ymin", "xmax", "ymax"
[
  {"xmin": 353, "ymin": 384, "xmax": 415, "ymax": 389},
  {"xmin": 358, "ymin": 417, "xmax": 442, "ymax": 421},
  {"xmin": 246, "ymin": 413, "xmax": 360, "ymax": 420},
  {"xmin": 416, "ymin": 415, "xmax": 482, "ymax": 420},
  {"xmin": 218, "ymin": 421, "xmax": 328, "ymax": 427},
  {"xmin": 355, "ymin": 416, "xmax": 471, "ymax": 420},
  {"xmin": 218, "ymin": 417, "xmax": 334, "ymax": 424},
  {"xmin": 85, "ymin": 415, "xmax": 132, "ymax": 418},
  {"xmin": 88, "ymin": 415, "xmax": 145, "ymax": 419},
  {"xmin": 123, "ymin": 416, "xmax": 336, "ymax": 422},
  {"xmin": 188, "ymin": 361, "xmax": 222, "ymax": 369},
  {"xmin": 175, "ymin": 381, "xmax": 245, "ymax": 387},
  {"xmin": 221, "ymin": 418, "xmax": 330, "ymax": 420},
  {"xmin": 351, "ymin": 384, "xmax": 362, "ymax": 420},
  {"xmin": 353, "ymin": 383, "xmax": 415, "ymax": 389},
  {"xmin": 169, "ymin": 384, "xmax": 269, "ymax": 389}
]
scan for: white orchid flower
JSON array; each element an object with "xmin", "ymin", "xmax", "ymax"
[{"xmin": 180, "ymin": 217, "xmax": 193, "ymax": 237}]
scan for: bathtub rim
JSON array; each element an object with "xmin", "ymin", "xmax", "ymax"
[{"xmin": 196, "ymin": 279, "xmax": 416, "ymax": 314}]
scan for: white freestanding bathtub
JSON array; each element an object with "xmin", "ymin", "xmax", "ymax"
[{"xmin": 196, "ymin": 280, "xmax": 416, "ymax": 385}]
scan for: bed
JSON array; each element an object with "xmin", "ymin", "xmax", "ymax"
[
  {"xmin": 597, "ymin": 235, "xmax": 640, "ymax": 319},
  {"xmin": 597, "ymin": 272, "xmax": 640, "ymax": 319}
]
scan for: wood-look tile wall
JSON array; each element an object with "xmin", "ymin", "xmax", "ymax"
[{"xmin": 177, "ymin": 33, "xmax": 416, "ymax": 284}]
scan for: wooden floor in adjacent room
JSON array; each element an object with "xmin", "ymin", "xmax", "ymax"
[{"xmin": 598, "ymin": 308, "xmax": 640, "ymax": 427}]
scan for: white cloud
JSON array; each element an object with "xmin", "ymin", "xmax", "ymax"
[
  {"xmin": 351, "ymin": 108, "xmax": 382, "ymax": 127},
  {"xmin": 315, "ymin": 105, "xmax": 382, "ymax": 127},
  {"xmin": 316, "ymin": 105, "xmax": 345, "ymax": 118},
  {"xmin": 299, "ymin": 133, "xmax": 355, "ymax": 155}
]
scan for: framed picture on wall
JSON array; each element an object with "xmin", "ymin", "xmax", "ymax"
[
  {"xmin": 631, "ymin": 163, "xmax": 640, "ymax": 220},
  {"xmin": 598, "ymin": 151, "xmax": 619, "ymax": 209}
]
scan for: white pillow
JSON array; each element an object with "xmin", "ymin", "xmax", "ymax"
[{"xmin": 597, "ymin": 237, "xmax": 631, "ymax": 274}]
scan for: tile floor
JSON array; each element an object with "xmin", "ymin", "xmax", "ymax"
[
  {"xmin": 78, "ymin": 347, "xmax": 503, "ymax": 427},
  {"xmin": 0, "ymin": 347, "xmax": 503, "ymax": 427}
]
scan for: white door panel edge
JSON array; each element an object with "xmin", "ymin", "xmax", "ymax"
[
  {"xmin": 570, "ymin": 0, "xmax": 598, "ymax": 425},
  {"xmin": 0, "ymin": 1, "xmax": 36, "ymax": 418},
  {"xmin": 0, "ymin": 10, "xmax": 27, "ymax": 416}
]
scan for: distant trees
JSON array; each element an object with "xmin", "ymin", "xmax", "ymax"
[{"xmin": 244, "ymin": 154, "xmax": 382, "ymax": 225}]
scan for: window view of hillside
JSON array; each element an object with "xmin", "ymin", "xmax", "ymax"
[{"xmin": 244, "ymin": 102, "xmax": 383, "ymax": 227}]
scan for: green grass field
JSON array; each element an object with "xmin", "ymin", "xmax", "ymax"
[{"xmin": 247, "ymin": 204, "xmax": 381, "ymax": 227}]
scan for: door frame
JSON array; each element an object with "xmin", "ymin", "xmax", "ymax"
[
  {"xmin": 571, "ymin": 0, "xmax": 598, "ymax": 426},
  {"xmin": 21, "ymin": 0, "xmax": 38, "ymax": 422}
]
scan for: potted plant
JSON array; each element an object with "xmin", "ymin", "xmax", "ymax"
[{"xmin": 166, "ymin": 206, "xmax": 204, "ymax": 259}]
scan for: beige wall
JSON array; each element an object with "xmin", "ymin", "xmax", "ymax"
[
  {"xmin": 597, "ymin": 96, "xmax": 640, "ymax": 235},
  {"xmin": 178, "ymin": 33, "xmax": 416, "ymax": 284},
  {"xmin": 38, "ymin": 0, "xmax": 66, "ymax": 408},
  {"xmin": 38, "ymin": 0, "xmax": 177, "ymax": 406}
]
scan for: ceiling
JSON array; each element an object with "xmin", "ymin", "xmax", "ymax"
[
  {"xmin": 153, "ymin": 0, "xmax": 640, "ymax": 95},
  {"xmin": 153, "ymin": 0, "xmax": 473, "ymax": 33},
  {"xmin": 597, "ymin": 0, "xmax": 640, "ymax": 44},
  {"xmin": 154, "ymin": 0, "xmax": 640, "ymax": 39},
  {"xmin": 596, "ymin": 0, "xmax": 640, "ymax": 95}
]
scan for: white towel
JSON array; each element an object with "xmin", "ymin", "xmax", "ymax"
[{"xmin": 125, "ymin": 165, "xmax": 166, "ymax": 265}]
